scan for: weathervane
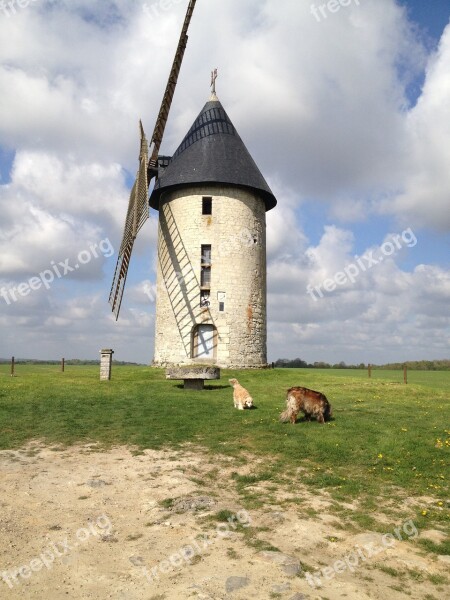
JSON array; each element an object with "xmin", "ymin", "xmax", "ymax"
[{"xmin": 211, "ymin": 68, "xmax": 218, "ymax": 94}]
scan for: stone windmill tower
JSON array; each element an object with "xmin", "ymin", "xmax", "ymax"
[
  {"xmin": 109, "ymin": 1, "xmax": 277, "ymax": 368},
  {"xmin": 150, "ymin": 76, "xmax": 277, "ymax": 368}
]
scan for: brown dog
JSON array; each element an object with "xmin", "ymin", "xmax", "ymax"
[
  {"xmin": 229, "ymin": 379, "xmax": 254, "ymax": 410},
  {"xmin": 280, "ymin": 386, "xmax": 332, "ymax": 424}
]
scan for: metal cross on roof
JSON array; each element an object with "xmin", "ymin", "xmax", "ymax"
[{"xmin": 211, "ymin": 68, "xmax": 218, "ymax": 94}]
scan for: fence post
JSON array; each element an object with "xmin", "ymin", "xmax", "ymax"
[
  {"xmin": 11, "ymin": 356, "xmax": 15, "ymax": 377},
  {"xmin": 368, "ymin": 363, "xmax": 372, "ymax": 379},
  {"xmin": 61, "ymin": 358, "xmax": 65, "ymax": 372},
  {"xmin": 404, "ymin": 364, "xmax": 407, "ymax": 385}
]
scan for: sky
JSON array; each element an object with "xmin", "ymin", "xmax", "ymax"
[{"xmin": 0, "ymin": 0, "xmax": 449, "ymax": 365}]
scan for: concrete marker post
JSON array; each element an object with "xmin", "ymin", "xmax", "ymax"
[{"xmin": 100, "ymin": 349, "xmax": 114, "ymax": 381}]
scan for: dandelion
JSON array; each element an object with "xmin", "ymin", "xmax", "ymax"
[
  {"xmin": 421, "ymin": 510, "xmax": 428, "ymax": 516},
  {"xmin": 378, "ymin": 453, "xmax": 383, "ymax": 459}
]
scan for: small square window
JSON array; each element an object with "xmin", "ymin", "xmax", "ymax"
[
  {"xmin": 219, "ymin": 302, "xmax": 225, "ymax": 312},
  {"xmin": 202, "ymin": 197, "xmax": 212, "ymax": 215}
]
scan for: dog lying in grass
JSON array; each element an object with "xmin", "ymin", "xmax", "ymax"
[
  {"xmin": 280, "ymin": 386, "xmax": 332, "ymax": 424},
  {"xmin": 229, "ymin": 379, "xmax": 254, "ymax": 410}
]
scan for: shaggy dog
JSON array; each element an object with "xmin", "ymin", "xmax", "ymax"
[
  {"xmin": 229, "ymin": 378, "xmax": 254, "ymax": 410},
  {"xmin": 280, "ymin": 386, "xmax": 332, "ymax": 424}
]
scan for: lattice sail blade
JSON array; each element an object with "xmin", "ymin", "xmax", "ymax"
[
  {"xmin": 109, "ymin": 124, "xmax": 149, "ymax": 319},
  {"xmin": 149, "ymin": 0, "xmax": 197, "ymax": 169},
  {"xmin": 109, "ymin": 1, "xmax": 198, "ymax": 320}
]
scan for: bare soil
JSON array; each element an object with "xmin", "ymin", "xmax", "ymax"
[{"xmin": 0, "ymin": 442, "xmax": 448, "ymax": 600}]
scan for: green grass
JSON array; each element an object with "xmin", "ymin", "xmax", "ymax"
[
  {"xmin": 159, "ymin": 498, "xmax": 175, "ymax": 510},
  {"xmin": 0, "ymin": 365, "xmax": 449, "ymax": 531},
  {"xmin": 377, "ymin": 565, "xmax": 401, "ymax": 578},
  {"xmin": 226, "ymin": 547, "xmax": 240, "ymax": 560}
]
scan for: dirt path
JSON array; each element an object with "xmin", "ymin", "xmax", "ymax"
[{"xmin": 0, "ymin": 443, "xmax": 448, "ymax": 600}]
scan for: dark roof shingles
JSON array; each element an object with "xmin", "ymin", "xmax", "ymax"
[{"xmin": 149, "ymin": 99, "xmax": 277, "ymax": 211}]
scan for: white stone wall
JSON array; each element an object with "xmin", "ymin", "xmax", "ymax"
[{"xmin": 153, "ymin": 185, "xmax": 268, "ymax": 369}]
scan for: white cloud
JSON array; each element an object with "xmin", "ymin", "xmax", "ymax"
[
  {"xmin": 0, "ymin": 0, "xmax": 448, "ymax": 363},
  {"xmin": 268, "ymin": 225, "xmax": 449, "ymax": 363},
  {"xmin": 382, "ymin": 24, "xmax": 450, "ymax": 230},
  {"xmin": 0, "ymin": 151, "xmax": 128, "ymax": 278}
]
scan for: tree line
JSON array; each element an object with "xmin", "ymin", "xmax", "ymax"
[{"xmin": 274, "ymin": 358, "xmax": 450, "ymax": 371}]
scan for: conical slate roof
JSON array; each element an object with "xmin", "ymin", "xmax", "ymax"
[{"xmin": 149, "ymin": 97, "xmax": 277, "ymax": 211}]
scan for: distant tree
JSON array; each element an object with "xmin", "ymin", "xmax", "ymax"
[
  {"xmin": 274, "ymin": 359, "xmax": 290, "ymax": 368},
  {"xmin": 270, "ymin": 358, "xmax": 449, "ymax": 371},
  {"xmin": 274, "ymin": 358, "xmax": 308, "ymax": 368}
]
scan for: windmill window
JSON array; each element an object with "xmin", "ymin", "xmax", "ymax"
[
  {"xmin": 202, "ymin": 197, "xmax": 212, "ymax": 215},
  {"xmin": 201, "ymin": 245, "xmax": 211, "ymax": 289},
  {"xmin": 201, "ymin": 267, "xmax": 211, "ymax": 288},
  {"xmin": 201, "ymin": 245, "xmax": 212, "ymax": 265}
]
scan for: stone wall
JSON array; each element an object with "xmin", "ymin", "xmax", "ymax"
[{"xmin": 153, "ymin": 185, "xmax": 268, "ymax": 368}]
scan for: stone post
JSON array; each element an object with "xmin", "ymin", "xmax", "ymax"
[{"xmin": 100, "ymin": 349, "xmax": 114, "ymax": 381}]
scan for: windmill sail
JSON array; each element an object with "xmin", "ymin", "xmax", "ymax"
[
  {"xmin": 109, "ymin": 122, "xmax": 149, "ymax": 319},
  {"xmin": 148, "ymin": 0, "xmax": 198, "ymax": 171},
  {"xmin": 109, "ymin": 0, "xmax": 197, "ymax": 319}
]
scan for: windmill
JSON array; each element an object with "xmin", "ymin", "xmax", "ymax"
[{"xmin": 109, "ymin": 0, "xmax": 197, "ymax": 319}]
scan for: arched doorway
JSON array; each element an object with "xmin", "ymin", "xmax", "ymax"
[{"xmin": 192, "ymin": 324, "xmax": 217, "ymax": 360}]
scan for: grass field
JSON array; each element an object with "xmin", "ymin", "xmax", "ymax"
[{"xmin": 0, "ymin": 365, "xmax": 448, "ymax": 548}]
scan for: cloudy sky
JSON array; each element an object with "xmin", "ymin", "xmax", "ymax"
[{"xmin": 0, "ymin": 0, "xmax": 449, "ymax": 365}]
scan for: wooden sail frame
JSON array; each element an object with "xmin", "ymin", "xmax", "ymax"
[{"xmin": 109, "ymin": 0, "xmax": 197, "ymax": 319}]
